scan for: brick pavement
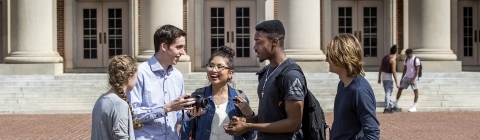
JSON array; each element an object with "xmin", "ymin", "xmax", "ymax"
[{"xmin": 0, "ymin": 112, "xmax": 479, "ymax": 140}]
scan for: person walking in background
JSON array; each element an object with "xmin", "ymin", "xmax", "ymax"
[
  {"xmin": 326, "ymin": 33, "xmax": 380, "ymax": 140},
  {"xmin": 393, "ymin": 49, "xmax": 421, "ymax": 112},
  {"xmin": 127, "ymin": 25, "xmax": 203, "ymax": 140},
  {"xmin": 91, "ymin": 55, "xmax": 142, "ymax": 140},
  {"xmin": 181, "ymin": 46, "xmax": 256, "ymax": 140},
  {"xmin": 378, "ymin": 45, "xmax": 400, "ymax": 114}
]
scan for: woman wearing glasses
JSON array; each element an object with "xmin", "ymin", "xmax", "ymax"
[{"xmin": 180, "ymin": 46, "xmax": 257, "ymax": 140}]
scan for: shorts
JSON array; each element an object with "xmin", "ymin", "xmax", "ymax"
[{"xmin": 400, "ymin": 77, "xmax": 418, "ymax": 90}]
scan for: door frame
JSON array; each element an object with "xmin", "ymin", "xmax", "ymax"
[
  {"xmin": 64, "ymin": 0, "xmax": 136, "ymax": 72},
  {"xmin": 326, "ymin": 0, "xmax": 394, "ymax": 67},
  {"xmin": 456, "ymin": 0, "xmax": 480, "ymax": 65},
  {"xmin": 204, "ymin": 0, "xmax": 257, "ymax": 67},
  {"xmin": 189, "ymin": 0, "xmax": 266, "ymax": 72}
]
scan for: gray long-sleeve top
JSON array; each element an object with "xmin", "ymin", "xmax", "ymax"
[{"xmin": 91, "ymin": 93, "xmax": 135, "ymax": 140}]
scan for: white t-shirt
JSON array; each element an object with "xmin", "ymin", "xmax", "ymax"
[
  {"xmin": 381, "ymin": 72, "xmax": 393, "ymax": 81},
  {"xmin": 209, "ymin": 101, "xmax": 234, "ymax": 140},
  {"xmin": 404, "ymin": 56, "xmax": 421, "ymax": 78}
]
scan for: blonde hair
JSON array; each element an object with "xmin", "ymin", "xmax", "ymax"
[
  {"xmin": 107, "ymin": 55, "xmax": 143, "ymax": 130},
  {"xmin": 326, "ymin": 33, "xmax": 365, "ymax": 77}
]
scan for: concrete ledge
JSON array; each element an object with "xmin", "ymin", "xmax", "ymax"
[
  {"xmin": 0, "ymin": 63, "xmax": 63, "ymax": 75},
  {"xmin": 397, "ymin": 61, "xmax": 462, "ymax": 72},
  {"xmin": 295, "ymin": 61, "xmax": 329, "ymax": 73}
]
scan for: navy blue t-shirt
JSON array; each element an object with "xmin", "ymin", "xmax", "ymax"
[{"xmin": 330, "ymin": 75, "xmax": 380, "ymax": 140}]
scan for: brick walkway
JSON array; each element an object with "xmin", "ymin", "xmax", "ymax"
[{"xmin": 0, "ymin": 112, "xmax": 479, "ymax": 140}]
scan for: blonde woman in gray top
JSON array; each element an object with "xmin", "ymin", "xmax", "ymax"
[{"xmin": 91, "ymin": 55, "xmax": 143, "ymax": 140}]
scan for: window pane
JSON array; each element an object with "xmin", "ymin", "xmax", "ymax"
[
  {"xmin": 236, "ymin": 48, "xmax": 242, "ymax": 57},
  {"xmin": 116, "ymin": 19, "xmax": 122, "ymax": 28},
  {"xmin": 218, "ymin": 18, "xmax": 224, "ymax": 27},
  {"xmin": 339, "ymin": 8, "xmax": 344, "ymax": 16},
  {"xmin": 108, "ymin": 9, "xmax": 114, "ymax": 18},
  {"xmin": 236, "ymin": 38, "xmax": 242, "ymax": 47},
  {"xmin": 211, "ymin": 38, "xmax": 217, "ymax": 47},
  {"xmin": 84, "ymin": 50, "xmax": 90, "ymax": 58},
  {"xmin": 219, "ymin": 38, "xmax": 225, "ymax": 46},
  {"xmin": 116, "ymin": 9, "xmax": 121, "ymax": 18},
  {"xmin": 364, "ymin": 8, "xmax": 370, "ymax": 16},
  {"xmin": 211, "ymin": 18, "xmax": 217, "ymax": 27},
  {"xmin": 91, "ymin": 49, "xmax": 97, "ymax": 58},
  {"xmin": 236, "ymin": 8, "xmax": 242, "ymax": 17},
  {"xmin": 236, "ymin": 18, "xmax": 242, "ymax": 27},
  {"xmin": 211, "ymin": 8, "xmax": 217, "ymax": 17},
  {"xmin": 91, "ymin": 9, "xmax": 96, "ymax": 18},
  {"xmin": 218, "ymin": 8, "xmax": 224, "ymax": 17},
  {"xmin": 243, "ymin": 8, "xmax": 249, "ymax": 16},
  {"xmin": 244, "ymin": 18, "xmax": 249, "ymax": 27},
  {"xmin": 243, "ymin": 48, "xmax": 250, "ymax": 57},
  {"xmin": 116, "ymin": 39, "xmax": 122, "ymax": 48},
  {"xmin": 243, "ymin": 38, "xmax": 249, "ymax": 47},
  {"xmin": 84, "ymin": 9, "xmax": 90, "ymax": 18},
  {"xmin": 346, "ymin": 8, "xmax": 352, "ymax": 16},
  {"xmin": 84, "ymin": 20, "xmax": 89, "ymax": 28},
  {"xmin": 91, "ymin": 20, "xmax": 97, "ymax": 28},
  {"xmin": 346, "ymin": 18, "xmax": 352, "ymax": 26}
]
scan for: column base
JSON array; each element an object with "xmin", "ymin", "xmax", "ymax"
[
  {"xmin": 4, "ymin": 52, "xmax": 63, "ymax": 63},
  {"xmin": 136, "ymin": 50, "xmax": 155, "ymax": 62},
  {"xmin": 285, "ymin": 49, "xmax": 326, "ymax": 61},
  {"xmin": 294, "ymin": 61, "xmax": 329, "ymax": 73},
  {"xmin": 413, "ymin": 49, "xmax": 458, "ymax": 61},
  {"xmin": 397, "ymin": 61, "xmax": 462, "ymax": 72},
  {"xmin": 176, "ymin": 61, "xmax": 191, "ymax": 74},
  {"xmin": 176, "ymin": 55, "xmax": 191, "ymax": 74},
  {"xmin": 0, "ymin": 63, "xmax": 64, "ymax": 75}
]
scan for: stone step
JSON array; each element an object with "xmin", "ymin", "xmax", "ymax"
[{"xmin": 1, "ymin": 72, "xmax": 480, "ymax": 81}]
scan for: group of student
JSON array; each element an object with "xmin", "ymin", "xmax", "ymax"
[{"xmin": 90, "ymin": 20, "xmax": 422, "ymax": 140}]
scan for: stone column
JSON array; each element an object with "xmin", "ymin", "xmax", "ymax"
[
  {"xmin": 277, "ymin": 0, "xmax": 328, "ymax": 72},
  {"xmin": 407, "ymin": 0, "xmax": 460, "ymax": 72},
  {"xmin": 137, "ymin": 0, "xmax": 191, "ymax": 73},
  {"xmin": 0, "ymin": 0, "xmax": 63, "ymax": 75}
]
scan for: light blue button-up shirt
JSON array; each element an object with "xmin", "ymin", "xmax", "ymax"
[{"xmin": 127, "ymin": 55, "xmax": 190, "ymax": 140}]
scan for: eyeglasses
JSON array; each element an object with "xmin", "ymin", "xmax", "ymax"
[{"xmin": 206, "ymin": 64, "xmax": 229, "ymax": 71}]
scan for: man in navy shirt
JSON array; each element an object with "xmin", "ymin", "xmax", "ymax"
[{"xmin": 326, "ymin": 33, "xmax": 380, "ymax": 140}]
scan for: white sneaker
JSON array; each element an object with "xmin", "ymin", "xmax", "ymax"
[{"xmin": 408, "ymin": 107, "xmax": 417, "ymax": 112}]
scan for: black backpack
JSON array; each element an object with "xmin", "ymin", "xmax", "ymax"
[
  {"xmin": 405, "ymin": 57, "xmax": 422, "ymax": 78},
  {"xmin": 257, "ymin": 63, "xmax": 329, "ymax": 140}
]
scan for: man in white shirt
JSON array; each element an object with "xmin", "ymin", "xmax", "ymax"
[{"xmin": 393, "ymin": 49, "xmax": 421, "ymax": 112}]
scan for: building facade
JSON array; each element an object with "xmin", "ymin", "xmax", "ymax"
[{"xmin": 0, "ymin": 0, "xmax": 475, "ymax": 75}]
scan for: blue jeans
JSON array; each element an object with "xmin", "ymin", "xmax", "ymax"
[{"xmin": 382, "ymin": 80, "xmax": 394, "ymax": 109}]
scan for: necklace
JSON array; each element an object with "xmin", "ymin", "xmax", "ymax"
[
  {"xmin": 261, "ymin": 57, "xmax": 288, "ymax": 98},
  {"xmin": 213, "ymin": 90, "xmax": 227, "ymax": 108}
]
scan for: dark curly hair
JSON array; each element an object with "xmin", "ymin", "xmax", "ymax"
[
  {"xmin": 255, "ymin": 20, "xmax": 286, "ymax": 47},
  {"xmin": 153, "ymin": 25, "xmax": 186, "ymax": 53},
  {"xmin": 107, "ymin": 55, "xmax": 143, "ymax": 130}
]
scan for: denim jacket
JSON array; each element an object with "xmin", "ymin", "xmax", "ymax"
[{"xmin": 180, "ymin": 85, "xmax": 257, "ymax": 140}]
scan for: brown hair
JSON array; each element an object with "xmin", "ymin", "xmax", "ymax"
[
  {"xmin": 153, "ymin": 25, "xmax": 187, "ymax": 53},
  {"xmin": 326, "ymin": 33, "xmax": 365, "ymax": 77},
  {"xmin": 108, "ymin": 55, "xmax": 143, "ymax": 130}
]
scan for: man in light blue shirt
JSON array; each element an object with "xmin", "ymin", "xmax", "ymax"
[{"xmin": 127, "ymin": 25, "xmax": 202, "ymax": 140}]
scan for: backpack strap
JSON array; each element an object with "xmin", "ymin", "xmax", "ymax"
[
  {"xmin": 190, "ymin": 87, "xmax": 207, "ymax": 139},
  {"xmin": 275, "ymin": 64, "xmax": 305, "ymax": 100}
]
